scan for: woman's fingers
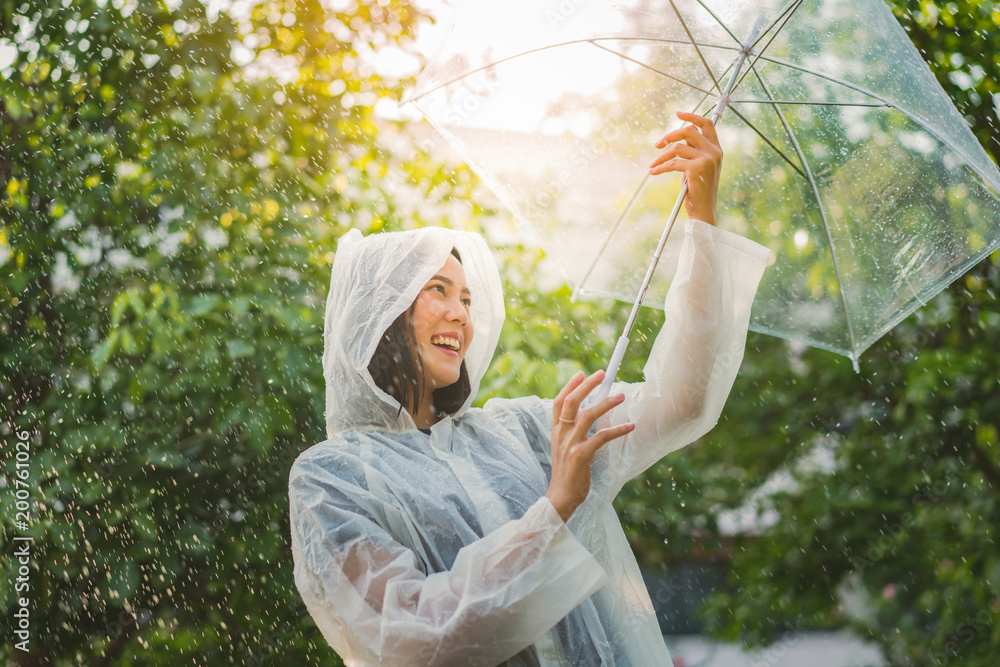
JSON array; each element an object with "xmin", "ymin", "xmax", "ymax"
[
  {"xmin": 650, "ymin": 129, "xmax": 720, "ymax": 177},
  {"xmin": 553, "ymin": 370, "xmax": 586, "ymax": 421},
  {"xmin": 677, "ymin": 110, "xmax": 720, "ymax": 137},
  {"xmin": 574, "ymin": 391, "xmax": 626, "ymax": 434},
  {"xmin": 655, "ymin": 113, "xmax": 719, "ymax": 146},
  {"xmin": 650, "ymin": 159, "xmax": 697, "ymax": 177},
  {"xmin": 656, "ymin": 124, "xmax": 711, "ymax": 152},
  {"xmin": 546, "ymin": 372, "xmax": 633, "ymax": 522},
  {"xmin": 649, "ymin": 143, "xmax": 702, "ymax": 174},
  {"xmin": 583, "ymin": 422, "xmax": 635, "ymax": 456},
  {"xmin": 653, "ymin": 113, "xmax": 722, "ymax": 158},
  {"xmin": 670, "ymin": 111, "xmax": 721, "ymax": 152},
  {"xmin": 649, "ymin": 111, "xmax": 723, "ymax": 224},
  {"xmin": 560, "ymin": 370, "xmax": 604, "ymax": 419}
]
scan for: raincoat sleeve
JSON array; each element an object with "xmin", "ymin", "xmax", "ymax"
[
  {"xmin": 592, "ymin": 218, "xmax": 771, "ymax": 498},
  {"xmin": 288, "ymin": 446, "xmax": 608, "ymax": 667}
]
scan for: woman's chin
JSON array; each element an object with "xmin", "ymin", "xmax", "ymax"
[
  {"xmin": 422, "ymin": 349, "xmax": 464, "ymax": 389},
  {"xmin": 427, "ymin": 368, "xmax": 461, "ymax": 391}
]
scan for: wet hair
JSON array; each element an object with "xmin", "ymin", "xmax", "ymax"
[{"xmin": 367, "ymin": 248, "xmax": 472, "ymax": 420}]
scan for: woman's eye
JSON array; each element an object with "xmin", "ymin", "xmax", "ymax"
[
  {"xmin": 462, "ymin": 299, "xmax": 472, "ymax": 308},
  {"xmin": 431, "ymin": 285, "xmax": 446, "ymax": 294}
]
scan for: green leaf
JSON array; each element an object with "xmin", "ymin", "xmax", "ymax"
[
  {"xmin": 226, "ymin": 339, "xmax": 255, "ymax": 359},
  {"xmin": 91, "ymin": 330, "xmax": 119, "ymax": 370},
  {"xmin": 175, "ymin": 522, "xmax": 213, "ymax": 556},
  {"xmin": 107, "ymin": 560, "xmax": 139, "ymax": 602}
]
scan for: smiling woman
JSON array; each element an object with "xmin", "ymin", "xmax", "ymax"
[{"xmin": 288, "ymin": 118, "xmax": 772, "ymax": 666}]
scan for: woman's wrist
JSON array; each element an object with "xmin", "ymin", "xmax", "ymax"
[
  {"xmin": 544, "ymin": 491, "xmax": 576, "ymax": 523},
  {"xmin": 686, "ymin": 206, "xmax": 716, "ymax": 226}
]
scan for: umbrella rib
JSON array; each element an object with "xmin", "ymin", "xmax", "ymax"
[
  {"xmin": 743, "ymin": 55, "xmax": 998, "ymax": 187},
  {"xmin": 693, "ymin": 0, "xmax": 741, "ymax": 46},
  {"xmin": 666, "ymin": 0, "xmax": 722, "ymax": 94},
  {"xmin": 406, "ymin": 37, "xmax": 731, "ymax": 103},
  {"xmin": 575, "ymin": 173, "xmax": 652, "ymax": 296},
  {"xmin": 576, "ymin": 36, "xmax": 753, "ymax": 301},
  {"xmin": 725, "ymin": 105, "xmax": 807, "ymax": 179},
  {"xmin": 749, "ymin": 0, "xmax": 804, "ymax": 55},
  {"xmin": 733, "ymin": 99, "xmax": 892, "ymax": 107},
  {"xmin": 568, "ymin": 38, "xmax": 741, "ymax": 299},
  {"xmin": 588, "ymin": 42, "xmax": 717, "ymax": 97},
  {"xmin": 412, "ymin": 32, "xmax": 941, "ymax": 115},
  {"xmin": 575, "ymin": 87, "xmax": 720, "ymax": 297},
  {"xmin": 594, "ymin": 36, "xmax": 731, "ymax": 49},
  {"xmin": 737, "ymin": 0, "xmax": 805, "ymax": 93},
  {"xmin": 408, "ymin": 5, "xmax": 797, "ymax": 104},
  {"xmin": 745, "ymin": 55, "xmax": 892, "ymax": 105},
  {"xmin": 575, "ymin": 71, "xmax": 729, "ymax": 297},
  {"xmin": 751, "ymin": 67, "xmax": 862, "ymax": 366},
  {"xmin": 748, "ymin": 45, "xmax": 1000, "ymax": 179}
]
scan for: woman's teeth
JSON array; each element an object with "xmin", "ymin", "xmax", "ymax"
[{"xmin": 431, "ymin": 335, "xmax": 460, "ymax": 350}]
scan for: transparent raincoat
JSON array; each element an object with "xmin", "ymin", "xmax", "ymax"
[{"xmin": 289, "ymin": 221, "xmax": 770, "ymax": 666}]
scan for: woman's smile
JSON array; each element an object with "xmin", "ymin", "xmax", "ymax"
[{"xmin": 430, "ymin": 332, "xmax": 463, "ymax": 354}]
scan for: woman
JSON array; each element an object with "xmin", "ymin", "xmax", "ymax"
[{"xmin": 289, "ymin": 113, "xmax": 771, "ymax": 665}]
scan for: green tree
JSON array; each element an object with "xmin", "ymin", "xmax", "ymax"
[
  {"xmin": 0, "ymin": 1, "xmax": 470, "ymax": 663},
  {"xmin": 4, "ymin": 0, "xmax": 998, "ymax": 665},
  {"xmin": 615, "ymin": 2, "xmax": 1000, "ymax": 664}
]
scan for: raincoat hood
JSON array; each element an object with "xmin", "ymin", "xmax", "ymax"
[{"xmin": 323, "ymin": 227, "xmax": 505, "ymax": 436}]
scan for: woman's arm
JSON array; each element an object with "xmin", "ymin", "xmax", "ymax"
[
  {"xmin": 590, "ymin": 218, "xmax": 771, "ymax": 499},
  {"xmin": 586, "ymin": 110, "xmax": 769, "ymax": 499},
  {"xmin": 289, "ymin": 454, "xmax": 607, "ymax": 666},
  {"xmin": 491, "ymin": 111, "xmax": 768, "ymax": 514}
]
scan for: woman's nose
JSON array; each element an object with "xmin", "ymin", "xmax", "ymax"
[{"xmin": 446, "ymin": 297, "xmax": 470, "ymax": 324}]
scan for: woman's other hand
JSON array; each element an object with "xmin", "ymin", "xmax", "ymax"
[
  {"xmin": 648, "ymin": 111, "xmax": 723, "ymax": 226},
  {"xmin": 545, "ymin": 371, "xmax": 635, "ymax": 522}
]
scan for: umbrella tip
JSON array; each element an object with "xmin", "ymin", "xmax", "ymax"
[{"xmin": 851, "ymin": 356, "xmax": 861, "ymax": 373}]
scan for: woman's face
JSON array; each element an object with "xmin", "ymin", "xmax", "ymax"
[{"xmin": 411, "ymin": 254, "xmax": 474, "ymax": 394}]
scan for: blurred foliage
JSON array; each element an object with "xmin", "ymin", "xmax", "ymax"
[
  {"xmin": 2, "ymin": 0, "xmax": 999, "ymax": 666},
  {"xmin": 0, "ymin": 0, "xmax": 478, "ymax": 664},
  {"xmin": 480, "ymin": 242, "xmax": 664, "ymax": 402},
  {"xmin": 611, "ymin": 3, "xmax": 1000, "ymax": 665}
]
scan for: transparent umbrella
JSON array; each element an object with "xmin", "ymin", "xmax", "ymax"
[{"xmin": 405, "ymin": 0, "xmax": 1000, "ymax": 376}]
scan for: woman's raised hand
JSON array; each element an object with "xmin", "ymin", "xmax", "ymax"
[
  {"xmin": 648, "ymin": 111, "xmax": 723, "ymax": 226},
  {"xmin": 545, "ymin": 371, "xmax": 635, "ymax": 522}
]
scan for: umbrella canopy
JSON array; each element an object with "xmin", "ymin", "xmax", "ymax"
[{"xmin": 405, "ymin": 0, "xmax": 1000, "ymax": 369}]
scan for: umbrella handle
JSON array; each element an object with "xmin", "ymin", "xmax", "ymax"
[{"xmin": 595, "ymin": 332, "xmax": 630, "ymax": 402}]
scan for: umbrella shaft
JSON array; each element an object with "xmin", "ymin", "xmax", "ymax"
[
  {"xmin": 630, "ymin": 180, "xmax": 688, "ymax": 328},
  {"xmin": 596, "ymin": 15, "xmax": 766, "ymax": 401},
  {"xmin": 627, "ymin": 14, "xmax": 763, "ymax": 324},
  {"xmin": 714, "ymin": 15, "xmax": 766, "ymax": 122},
  {"xmin": 596, "ymin": 180, "xmax": 687, "ymax": 402}
]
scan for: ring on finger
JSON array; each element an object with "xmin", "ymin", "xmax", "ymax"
[{"xmin": 559, "ymin": 417, "xmax": 576, "ymax": 424}]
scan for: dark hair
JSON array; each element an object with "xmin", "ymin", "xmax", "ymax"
[{"xmin": 367, "ymin": 248, "xmax": 472, "ymax": 420}]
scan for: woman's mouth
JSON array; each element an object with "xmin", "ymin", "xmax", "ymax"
[{"xmin": 430, "ymin": 333, "xmax": 462, "ymax": 354}]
